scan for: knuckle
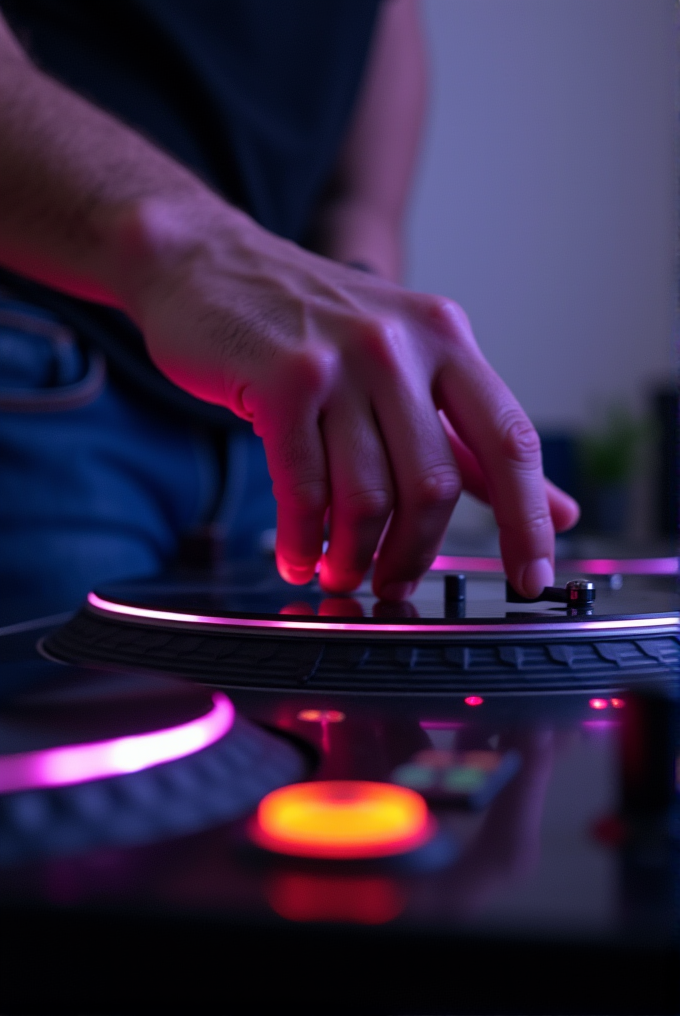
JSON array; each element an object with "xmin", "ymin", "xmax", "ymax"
[
  {"xmin": 427, "ymin": 296, "xmax": 472, "ymax": 338},
  {"xmin": 501, "ymin": 507, "xmax": 553, "ymax": 540},
  {"xmin": 411, "ymin": 465, "xmax": 461, "ymax": 511},
  {"xmin": 281, "ymin": 477, "xmax": 328, "ymax": 517},
  {"xmin": 358, "ymin": 317, "xmax": 402, "ymax": 372},
  {"xmin": 291, "ymin": 344, "xmax": 338, "ymax": 398},
  {"xmin": 499, "ymin": 414, "xmax": 542, "ymax": 465},
  {"xmin": 343, "ymin": 486, "xmax": 392, "ymax": 524}
]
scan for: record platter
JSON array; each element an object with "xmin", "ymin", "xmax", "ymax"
[
  {"xmin": 1, "ymin": 554, "xmax": 678, "ymax": 1015},
  {"xmin": 43, "ymin": 555, "xmax": 680, "ymax": 696}
]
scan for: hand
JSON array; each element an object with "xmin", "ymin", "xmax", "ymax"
[{"xmin": 119, "ymin": 195, "xmax": 579, "ymax": 600}]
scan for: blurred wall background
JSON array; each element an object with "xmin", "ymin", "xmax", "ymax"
[{"xmin": 405, "ymin": 0, "xmax": 676, "ymax": 542}]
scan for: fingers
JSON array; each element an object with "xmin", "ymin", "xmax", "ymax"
[
  {"xmin": 270, "ymin": 420, "xmax": 328, "ymax": 584},
  {"xmin": 432, "ymin": 309, "xmax": 558, "ymax": 598},
  {"xmin": 253, "ymin": 354, "xmax": 331, "ymax": 585},
  {"xmin": 545, "ymin": 478, "xmax": 580, "ymax": 532},
  {"xmin": 440, "ymin": 413, "xmax": 581, "ymax": 533},
  {"xmin": 367, "ymin": 324, "xmax": 462, "ymax": 600},
  {"xmin": 253, "ymin": 291, "xmax": 573, "ymax": 603},
  {"xmin": 318, "ymin": 394, "xmax": 393, "ymax": 594}
]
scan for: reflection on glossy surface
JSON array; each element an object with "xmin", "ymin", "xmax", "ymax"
[
  {"xmin": 265, "ymin": 872, "xmax": 405, "ymax": 925},
  {"xmin": 1, "ymin": 696, "xmax": 672, "ymax": 948},
  {"xmin": 89, "ymin": 563, "xmax": 680, "ymax": 634},
  {"xmin": 297, "ymin": 710, "xmax": 345, "ymax": 724},
  {"xmin": 297, "ymin": 708, "xmax": 345, "ymax": 753},
  {"xmin": 372, "ymin": 598, "xmax": 420, "ymax": 620},
  {"xmin": 391, "ymin": 748, "xmax": 521, "ymax": 809},
  {"xmin": 0, "ymin": 606, "xmax": 676, "ymax": 955},
  {"xmin": 318, "ymin": 597, "xmax": 364, "ymax": 618},
  {"xmin": 431, "ymin": 728, "xmax": 559, "ymax": 918}
]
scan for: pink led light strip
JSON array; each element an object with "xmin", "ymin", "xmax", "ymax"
[
  {"xmin": 430, "ymin": 555, "xmax": 679, "ymax": 575},
  {"xmin": 87, "ymin": 592, "xmax": 677, "ymax": 636},
  {"xmin": 0, "ymin": 691, "xmax": 233, "ymax": 794}
]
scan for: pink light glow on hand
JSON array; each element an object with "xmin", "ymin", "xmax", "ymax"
[{"xmin": 0, "ymin": 692, "xmax": 234, "ymax": 794}]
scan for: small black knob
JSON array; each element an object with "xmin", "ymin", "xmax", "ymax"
[
  {"xmin": 506, "ymin": 578, "xmax": 596, "ymax": 609},
  {"xmin": 566, "ymin": 579, "xmax": 596, "ymax": 607},
  {"xmin": 445, "ymin": 574, "xmax": 466, "ymax": 618}
]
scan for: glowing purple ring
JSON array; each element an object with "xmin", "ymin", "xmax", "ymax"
[
  {"xmin": 86, "ymin": 592, "xmax": 678, "ymax": 638},
  {"xmin": 0, "ymin": 691, "xmax": 234, "ymax": 795},
  {"xmin": 430, "ymin": 555, "xmax": 679, "ymax": 575}
]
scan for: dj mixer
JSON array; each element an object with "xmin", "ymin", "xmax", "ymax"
[{"xmin": 0, "ymin": 556, "xmax": 678, "ymax": 1015}]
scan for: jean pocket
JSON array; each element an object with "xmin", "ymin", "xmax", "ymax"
[{"xmin": 0, "ymin": 300, "xmax": 106, "ymax": 412}]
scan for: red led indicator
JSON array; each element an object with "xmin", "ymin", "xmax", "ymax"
[
  {"xmin": 589, "ymin": 698, "xmax": 608, "ymax": 711},
  {"xmin": 464, "ymin": 696, "xmax": 484, "ymax": 707},
  {"xmin": 297, "ymin": 709, "xmax": 345, "ymax": 724},
  {"xmin": 610, "ymin": 698, "xmax": 625, "ymax": 709}
]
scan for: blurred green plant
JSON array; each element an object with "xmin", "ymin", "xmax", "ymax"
[{"xmin": 579, "ymin": 405, "xmax": 650, "ymax": 485}]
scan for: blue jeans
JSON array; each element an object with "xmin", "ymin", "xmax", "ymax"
[{"xmin": 0, "ymin": 294, "xmax": 276, "ymax": 621}]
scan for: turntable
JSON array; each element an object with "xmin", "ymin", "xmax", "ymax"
[
  {"xmin": 43, "ymin": 554, "xmax": 680, "ymax": 695},
  {"xmin": 0, "ymin": 555, "xmax": 678, "ymax": 1015}
]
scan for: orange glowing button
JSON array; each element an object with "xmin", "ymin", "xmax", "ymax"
[{"xmin": 251, "ymin": 780, "xmax": 434, "ymax": 859}]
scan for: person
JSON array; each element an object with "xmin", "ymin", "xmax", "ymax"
[{"xmin": 0, "ymin": 0, "xmax": 579, "ymax": 618}]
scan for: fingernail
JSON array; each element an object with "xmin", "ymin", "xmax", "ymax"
[
  {"xmin": 319, "ymin": 559, "xmax": 362, "ymax": 594},
  {"xmin": 521, "ymin": 557, "xmax": 554, "ymax": 598},
  {"xmin": 278, "ymin": 559, "xmax": 316, "ymax": 584},
  {"xmin": 378, "ymin": 581, "xmax": 415, "ymax": 602}
]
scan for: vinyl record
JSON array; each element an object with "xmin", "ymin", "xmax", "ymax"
[{"xmin": 43, "ymin": 559, "xmax": 679, "ymax": 695}]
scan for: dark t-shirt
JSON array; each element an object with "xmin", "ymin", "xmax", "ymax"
[{"xmin": 0, "ymin": 0, "xmax": 381, "ymax": 426}]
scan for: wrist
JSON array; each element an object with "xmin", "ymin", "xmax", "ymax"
[
  {"xmin": 311, "ymin": 198, "xmax": 402, "ymax": 282},
  {"xmin": 103, "ymin": 189, "xmax": 252, "ymax": 323}
]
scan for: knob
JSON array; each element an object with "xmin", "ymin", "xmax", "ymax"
[
  {"xmin": 506, "ymin": 578, "xmax": 596, "ymax": 609},
  {"xmin": 566, "ymin": 579, "xmax": 596, "ymax": 608},
  {"xmin": 444, "ymin": 574, "xmax": 466, "ymax": 618}
]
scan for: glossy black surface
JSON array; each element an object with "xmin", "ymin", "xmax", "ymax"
[
  {"xmin": 94, "ymin": 564, "xmax": 680, "ymax": 627},
  {"xmin": 0, "ymin": 610, "xmax": 678, "ymax": 1013}
]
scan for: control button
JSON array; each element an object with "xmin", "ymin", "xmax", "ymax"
[
  {"xmin": 251, "ymin": 780, "xmax": 434, "ymax": 859},
  {"xmin": 444, "ymin": 574, "xmax": 466, "ymax": 618},
  {"xmin": 392, "ymin": 749, "xmax": 521, "ymax": 810}
]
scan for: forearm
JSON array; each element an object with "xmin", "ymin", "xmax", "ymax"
[
  {"xmin": 0, "ymin": 18, "xmax": 239, "ymax": 311},
  {"xmin": 0, "ymin": 11, "xmax": 576, "ymax": 604}
]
